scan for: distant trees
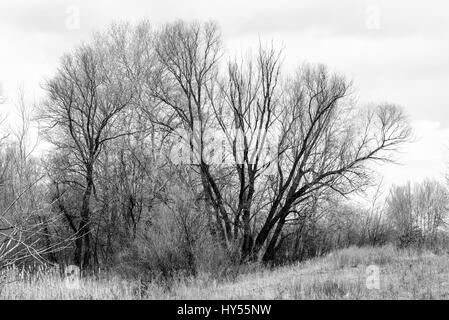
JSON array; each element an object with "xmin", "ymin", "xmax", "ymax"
[
  {"xmin": 0, "ymin": 88, "xmax": 70, "ymax": 268},
  {"xmin": 387, "ymin": 179, "xmax": 449, "ymax": 248},
  {"xmin": 272, "ymin": 183, "xmax": 394, "ymax": 262}
]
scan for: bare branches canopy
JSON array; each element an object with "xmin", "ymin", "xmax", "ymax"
[{"xmin": 35, "ymin": 20, "xmax": 411, "ymax": 268}]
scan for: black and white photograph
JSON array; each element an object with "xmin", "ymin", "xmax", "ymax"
[{"xmin": 0, "ymin": 0, "xmax": 448, "ymax": 306}]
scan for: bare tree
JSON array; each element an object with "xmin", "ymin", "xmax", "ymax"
[
  {"xmin": 250, "ymin": 65, "xmax": 411, "ymax": 262},
  {"xmin": 388, "ymin": 179, "xmax": 448, "ymax": 248},
  {"xmin": 362, "ymin": 182, "xmax": 389, "ymax": 246},
  {"xmin": 207, "ymin": 45, "xmax": 282, "ymax": 259},
  {"xmin": 148, "ymin": 21, "xmax": 232, "ymax": 248},
  {"xmin": 40, "ymin": 42, "xmax": 136, "ymax": 269},
  {"xmin": 145, "ymin": 21, "xmax": 411, "ymax": 263}
]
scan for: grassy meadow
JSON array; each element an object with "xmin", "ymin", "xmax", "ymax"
[{"xmin": 2, "ymin": 245, "xmax": 449, "ymax": 299}]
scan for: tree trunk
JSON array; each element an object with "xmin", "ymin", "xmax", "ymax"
[
  {"xmin": 74, "ymin": 169, "xmax": 93, "ymax": 270},
  {"xmin": 241, "ymin": 207, "xmax": 253, "ymax": 261},
  {"xmin": 262, "ymin": 215, "xmax": 286, "ymax": 263},
  {"xmin": 240, "ymin": 178, "xmax": 255, "ymax": 261}
]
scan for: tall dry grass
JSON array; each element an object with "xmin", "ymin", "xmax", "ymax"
[{"xmin": 1, "ymin": 245, "xmax": 449, "ymax": 299}]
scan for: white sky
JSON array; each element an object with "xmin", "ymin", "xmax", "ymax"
[{"xmin": 1, "ymin": 0, "xmax": 449, "ymax": 191}]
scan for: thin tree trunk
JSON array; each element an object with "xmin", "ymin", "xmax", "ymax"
[{"xmin": 75, "ymin": 169, "xmax": 93, "ymax": 270}]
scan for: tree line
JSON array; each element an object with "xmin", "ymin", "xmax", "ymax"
[{"xmin": 0, "ymin": 20, "xmax": 422, "ymax": 277}]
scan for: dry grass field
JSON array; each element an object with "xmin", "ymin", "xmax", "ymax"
[{"xmin": 2, "ymin": 245, "xmax": 449, "ymax": 300}]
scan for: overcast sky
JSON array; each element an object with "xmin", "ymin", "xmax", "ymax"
[{"xmin": 1, "ymin": 0, "xmax": 449, "ymax": 190}]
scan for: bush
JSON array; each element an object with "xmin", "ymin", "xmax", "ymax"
[{"xmin": 110, "ymin": 202, "xmax": 237, "ymax": 285}]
